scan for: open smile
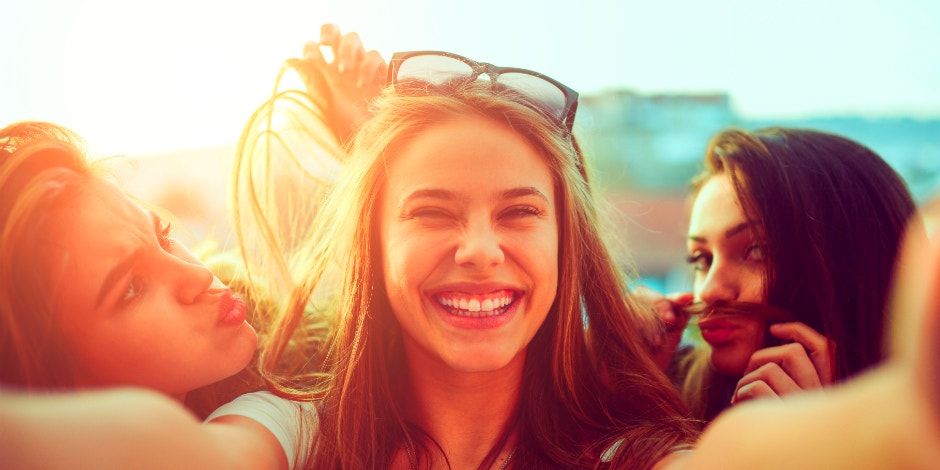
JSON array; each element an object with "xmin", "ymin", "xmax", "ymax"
[{"xmin": 434, "ymin": 289, "xmax": 517, "ymax": 318}]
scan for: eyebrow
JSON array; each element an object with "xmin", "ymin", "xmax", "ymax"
[
  {"xmin": 401, "ymin": 187, "xmax": 549, "ymax": 205},
  {"xmin": 500, "ymin": 186, "xmax": 550, "ymax": 203},
  {"xmin": 688, "ymin": 221, "xmax": 753, "ymax": 243},
  {"xmin": 94, "ymin": 211, "xmax": 161, "ymax": 308}
]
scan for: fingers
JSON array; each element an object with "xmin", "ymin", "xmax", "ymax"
[
  {"xmin": 359, "ymin": 49, "xmax": 388, "ymax": 89},
  {"xmin": 319, "ymin": 23, "xmax": 342, "ymax": 50},
  {"xmin": 768, "ymin": 322, "xmax": 835, "ymax": 384},
  {"xmin": 732, "ymin": 362, "xmax": 805, "ymax": 404},
  {"xmin": 334, "ymin": 31, "xmax": 363, "ymax": 76},
  {"xmin": 731, "ymin": 378, "xmax": 783, "ymax": 405},
  {"xmin": 742, "ymin": 342, "xmax": 825, "ymax": 390},
  {"xmin": 666, "ymin": 292, "xmax": 695, "ymax": 306}
]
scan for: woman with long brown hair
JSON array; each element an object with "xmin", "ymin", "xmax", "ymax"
[{"xmin": 653, "ymin": 126, "xmax": 917, "ymax": 422}]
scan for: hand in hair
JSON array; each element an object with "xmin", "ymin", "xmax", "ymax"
[
  {"xmin": 288, "ymin": 23, "xmax": 386, "ymax": 144},
  {"xmin": 632, "ymin": 286, "xmax": 695, "ymax": 372},
  {"xmin": 731, "ymin": 323, "xmax": 834, "ymax": 404}
]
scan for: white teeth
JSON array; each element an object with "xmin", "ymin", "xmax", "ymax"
[{"xmin": 436, "ymin": 293, "xmax": 514, "ymax": 317}]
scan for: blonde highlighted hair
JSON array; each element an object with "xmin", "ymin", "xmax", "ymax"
[{"xmin": 236, "ymin": 77, "xmax": 699, "ymax": 469}]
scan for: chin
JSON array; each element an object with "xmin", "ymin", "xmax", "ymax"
[{"xmin": 709, "ymin": 348, "xmax": 751, "ymax": 377}]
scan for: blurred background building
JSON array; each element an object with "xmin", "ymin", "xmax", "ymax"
[{"xmin": 577, "ymin": 90, "xmax": 940, "ymax": 294}]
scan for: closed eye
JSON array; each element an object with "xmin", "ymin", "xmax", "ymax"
[
  {"xmin": 501, "ymin": 204, "xmax": 543, "ymax": 218},
  {"xmin": 405, "ymin": 206, "xmax": 454, "ymax": 220}
]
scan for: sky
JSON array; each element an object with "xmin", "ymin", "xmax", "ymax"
[{"xmin": 2, "ymin": 0, "xmax": 938, "ymax": 155}]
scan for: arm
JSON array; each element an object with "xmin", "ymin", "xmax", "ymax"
[{"xmin": 0, "ymin": 388, "xmax": 286, "ymax": 470}]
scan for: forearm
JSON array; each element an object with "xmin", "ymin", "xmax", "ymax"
[
  {"xmin": 0, "ymin": 388, "xmax": 281, "ymax": 470},
  {"xmin": 668, "ymin": 366, "xmax": 940, "ymax": 469}
]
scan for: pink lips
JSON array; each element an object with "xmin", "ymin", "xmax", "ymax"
[
  {"xmin": 217, "ymin": 291, "xmax": 247, "ymax": 326},
  {"xmin": 698, "ymin": 318, "xmax": 738, "ymax": 345}
]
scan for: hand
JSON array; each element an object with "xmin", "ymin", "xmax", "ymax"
[
  {"xmin": 288, "ymin": 24, "xmax": 387, "ymax": 145},
  {"xmin": 732, "ymin": 322, "xmax": 834, "ymax": 404},
  {"xmin": 632, "ymin": 286, "xmax": 694, "ymax": 372}
]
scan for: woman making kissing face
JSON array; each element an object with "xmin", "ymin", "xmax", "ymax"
[{"xmin": 0, "ymin": 121, "xmax": 257, "ymax": 401}]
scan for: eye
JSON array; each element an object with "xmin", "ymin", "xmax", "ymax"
[
  {"xmin": 120, "ymin": 275, "xmax": 144, "ymax": 305},
  {"xmin": 500, "ymin": 205, "xmax": 543, "ymax": 219},
  {"xmin": 745, "ymin": 244, "xmax": 766, "ymax": 262},
  {"xmin": 406, "ymin": 206, "xmax": 454, "ymax": 220},
  {"xmin": 686, "ymin": 250, "xmax": 712, "ymax": 272}
]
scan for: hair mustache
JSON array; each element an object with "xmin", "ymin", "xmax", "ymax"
[{"xmin": 681, "ymin": 301, "xmax": 798, "ymax": 325}]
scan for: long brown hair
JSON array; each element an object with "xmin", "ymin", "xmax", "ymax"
[
  {"xmin": 0, "ymin": 121, "xmax": 104, "ymax": 388},
  {"xmin": 681, "ymin": 127, "xmax": 917, "ymax": 420},
  {"xmin": 237, "ymin": 79, "xmax": 699, "ymax": 468}
]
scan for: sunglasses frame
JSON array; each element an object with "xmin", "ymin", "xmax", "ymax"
[{"xmin": 388, "ymin": 50, "xmax": 579, "ymax": 132}]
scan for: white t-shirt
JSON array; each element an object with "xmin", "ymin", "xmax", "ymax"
[{"xmin": 206, "ymin": 391, "xmax": 317, "ymax": 470}]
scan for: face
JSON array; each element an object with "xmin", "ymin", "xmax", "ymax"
[
  {"xmin": 686, "ymin": 174, "xmax": 767, "ymax": 376},
  {"xmin": 50, "ymin": 179, "xmax": 257, "ymax": 398},
  {"xmin": 378, "ymin": 116, "xmax": 558, "ymax": 375}
]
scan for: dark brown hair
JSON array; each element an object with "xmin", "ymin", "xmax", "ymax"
[{"xmin": 679, "ymin": 127, "xmax": 917, "ymax": 420}]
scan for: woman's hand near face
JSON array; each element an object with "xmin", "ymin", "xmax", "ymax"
[
  {"xmin": 288, "ymin": 23, "xmax": 386, "ymax": 144},
  {"xmin": 632, "ymin": 286, "xmax": 694, "ymax": 372},
  {"xmin": 732, "ymin": 322, "xmax": 834, "ymax": 403}
]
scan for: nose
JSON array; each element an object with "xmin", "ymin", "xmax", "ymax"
[
  {"xmin": 453, "ymin": 219, "xmax": 505, "ymax": 270},
  {"xmin": 167, "ymin": 245, "xmax": 216, "ymax": 303},
  {"xmin": 696, "ymin": 262, "xmax": 739, "ymax": 305}
]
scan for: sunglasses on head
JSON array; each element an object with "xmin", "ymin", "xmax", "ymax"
[{"xmin": 387, "ymin": 51, "xmax": 579, "ymax": 133}]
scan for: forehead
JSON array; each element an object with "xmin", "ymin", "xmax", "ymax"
[
  {"xmin": 688, "ymin": 174, "xmax": 745, "ymax": 235},
  {"xmin": 47, "ymin": 179, "xmax": 151, "ymax": 302},
  {"xmin": 383, "ymin": 116, "xmax": 554, "ymax": 194}
]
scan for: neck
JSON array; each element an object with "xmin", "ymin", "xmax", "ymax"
[{"xmin": 400, "ymin": 346, "xmax": 524, "ymax": 469}]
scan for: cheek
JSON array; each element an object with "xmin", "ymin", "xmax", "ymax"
[{"xmin": 739, "ymin": 268, "xmax": 766, "ymax": 303}]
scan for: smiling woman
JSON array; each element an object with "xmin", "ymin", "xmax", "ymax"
[{"xmin": 378, "ymin": 116, "xmax": 559, "ymax": 375}]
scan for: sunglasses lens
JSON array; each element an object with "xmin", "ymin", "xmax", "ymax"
[
  {"xmin": 396, "ymin": 54, "xmax": 475, "ymax": 87},
  {"xmin": 395, "ymin": 54, "xmax": 568, "ymax": 123},
  {"xmin": 498, "ymin": 72, "xmax": 567, "ymax": 121}
]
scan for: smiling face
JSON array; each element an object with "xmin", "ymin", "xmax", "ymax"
[
  {"xmin": 378, "ymin": 116, "xmax": 558, "ymax": 375},
  {"xmin": 687, "ymin": 174, "xmax": 767, "ymax": 376},
  {"xmin": 49, "ymin": 179, "xmax": 257, "ymax": 398}
]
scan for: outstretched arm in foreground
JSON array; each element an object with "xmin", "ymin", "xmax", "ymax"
[{"xmin": 0, "ymin": 388, "xmax": 286, "ymax": 470}]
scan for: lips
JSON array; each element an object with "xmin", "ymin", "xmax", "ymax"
[
  {"xmin": 217, "ymin": 291, "xmax": 247, "ymax": 326},
  {"xmin": 430, "ymin": 288, "xmax": 519, "ymax": 329},
  {"xmin": 698, "ymin": 318, "xmax": 738, "ymax": 345}
]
